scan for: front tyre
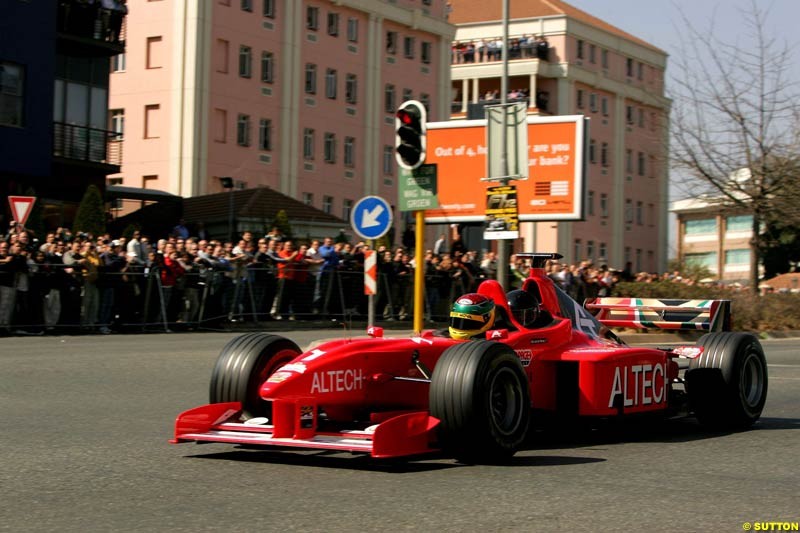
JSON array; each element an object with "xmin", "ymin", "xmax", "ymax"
[
  {"xmin": 685, "ymin": 332, "xmax": 768, "ymax": 429},
  {"xmin": 430, "ymin": 341, "xmax": 530, "ymax": 463},
  {"xmin": 209, "ymin": 333, "xmax": 301, "ymax": 419}
]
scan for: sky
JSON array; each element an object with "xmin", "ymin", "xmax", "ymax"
[{"xmin": 564, "ymin": 1, "xmax": 800, "ymax": 254}]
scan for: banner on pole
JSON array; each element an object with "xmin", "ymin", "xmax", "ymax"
[{"xmin": 364, "ymin": 250, "xmax": 377, "ymax": 295}]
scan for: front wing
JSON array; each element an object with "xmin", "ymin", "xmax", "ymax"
[{"xmin": 171, "ymin": 401, "xmax": 441, "ymax": 458}]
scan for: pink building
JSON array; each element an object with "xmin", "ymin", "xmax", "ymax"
[
  {"xmin": 447, "ymin": 0, "xmax": 670, "ymax": 271},
  {"xmin": 109, "ymin": 0, "xmax": 455, "ymax": 231}
]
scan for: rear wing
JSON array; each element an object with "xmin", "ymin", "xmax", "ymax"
[{"xmin": 584, "ymin": 298, "xmax": 731, "ymax": 332}]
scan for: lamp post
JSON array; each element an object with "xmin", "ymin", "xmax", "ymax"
[{"xmin": 220, "ymin": 177, "xmax": 234, "ymax": 242}]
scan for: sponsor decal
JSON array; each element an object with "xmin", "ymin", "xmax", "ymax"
[
  {"xmin": 608, "ymin": 363, "xmax": 667, "ymax": 408},
  {"xmin": 302, "ymin": 349, "xmax": 327, "ymax": 362},
  {"xmin": 311, "ymin": 369, "xmax": 365, "ymax": 394},
  {"xmin": 278, "ymin": 362, "xmax": 307, "ymax": 374},
  {"xmin": 266, "ymin": 371, "xmax": 292, "ymax": 383},
  {"xmin": 530, "ymin": 338, "xmax": 548, "ymax": 345},
  {"xmin": 411, "ymin": 336, "xmax": 434, "ymax": 345},
  {"xmin": 515, "ymin": 349, "xmax": 533, "ymax": 367}
]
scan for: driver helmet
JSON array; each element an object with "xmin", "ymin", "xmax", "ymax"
[
  {"xmin": 506, "ymin": 289, "xmax": 540, "ymax": 328},
  {"xmin": 449, "ymin": 293, "xmax": 496, "ymax": 340}
]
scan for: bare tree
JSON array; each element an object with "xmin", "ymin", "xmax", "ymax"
[{"xmin": 670, "ymin": 0, "xmax": 800, "ymax": 294}]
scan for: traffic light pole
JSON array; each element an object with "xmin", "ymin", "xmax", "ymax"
[{"xmin": 496, "ymin": 0, "xmax": 510, "ymax": 291}]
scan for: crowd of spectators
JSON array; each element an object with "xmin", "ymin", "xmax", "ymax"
[
  {"xmin": 0, "ymin": 219, "xmax": 715, "ymax": 336},
  {"xmin": 451, "ymin": 35, "xmax": 550, "ymax": 64}
]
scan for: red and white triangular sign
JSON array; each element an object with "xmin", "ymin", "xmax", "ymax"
[{"xmin": 8, "ymin": 196, "xmax": 36, "ymax": 226}]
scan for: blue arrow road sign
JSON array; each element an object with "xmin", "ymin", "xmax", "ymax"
[{"xmin": 351, "ymin": 196, "xmax": 393, "ymax": 240}]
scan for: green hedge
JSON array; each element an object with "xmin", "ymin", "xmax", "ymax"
[{"xmin": 612, "ymin": 281, "xmax": 800, "ymax": 332}]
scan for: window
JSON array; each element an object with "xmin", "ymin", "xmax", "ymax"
[
  {"xmin": 322, "ymin": 195, "xmax": 333, "ymax": 214},
  {"xmin": 144, "ymin": 104, "xmax": 160, "ymax": 138},
  {"xmin": 625, "ymin": 199, "xmax": 633, "ymax": 224},
  {"xmin": 303, "ymin": 128, "xmax": 315, "ymax": 159},
  {"xmin": 343, "ymin": 199, "xmax": 353, "ymax": 221},
  {"xmin": 587, "ymin": 241, "xmax": 595, "ymax": 261},
  {"xmin": 648, "ymin": 203, "xmax": 655, "ymax": 226},
  {"xmin": 241, "ymin": 0, "xmax": 252, "ymax": 12},
  {"xmin": 383, "ymin": 145, "xmax": 393, "ymax": 175},
  {"xmin": 600, "ymin": 193, "xmax": 608, "ymax": 217},
  {"xmin": 386, "ymin": 31, "xmax": 397, "ymax": 54},
  {"xmin": 402, "ymin": 88, "xmax": 413, "ymax": 103},
  {"xmin": 111, "ymin": 53, "xmax": 126, "ymax": 72},
  {"xmin": 601, "ymin": 142, "xmax": 609, "ymax": 167},
  {"xmin": 587, "ymin": 190, "xmax": 595, "ymax": 216},
  {"xmin": 421, "ymin": 41, "xmax": 432, "ymax": 64},
  {"xmin": 258, "ymin": 118, "xmax": 271, "ymax": 151},
  {"xmin": 344, "ymin": 136, "xmax": 355, "ymax": 167},
  {"xmin": 638, "ymin": 108, "xmax": 645, "ymax": 128},
  {"xmin": 576, "ymin": 89, "xmax": 583, "ymax": 109},
  {"xmin": 239, "ymin": 46, "xmax": 252, "ymax": 78},
  {"xmin": 0, "ymin": 61, "xmax": 25, "ymax": 126},
  {"xmin": 637, "ymin": 62, "xmax": 644, "ymax": 80},
  {"xmin": 213, "ymin": 108, "xmax": 227, "ymax": 142},
  {"xmin": 636, "ymin": 249, "xmax": 642, "ymax": 272},
  {"xmin": 384, "ymin": 84, "xmax": 395, "ymax": 113},
  {"xmin": 726, "ymin": 215, "xmax": 753, "ymax": 232},
  {"xmin": 263, "ymin": 0, "xmax": 275, "ymax": 18},
  {"xmin": 324, "ymin": 132, "xmax": 336, "ymax": 163},
  {"xmin": 725, "ymin": 249, "xmax": 750, "ymax": 265},
  {"xmin": 589, "ymin": 139, "xmax": 596, "ymax": 163},
  {"xmin": 637, "ymin": 151, "xmax": 645, "ymax": 176},
  {"xmin": 260, "ymin": 52, "xmax": 273, "ymax": 83},
  {"xmin": 576, "ymin": 39, "xmax": 584, "ymax": 59},
  {"xmin": 345, "ymin": 73, "xmax": 357, "ymax": 104},
  {"xmin": 327, "ymin": 12, "xmax": 339, "ymax": 36},
  {"xmin": 146, "ymin": 36, "xmax": 163, "ymax": 69},
  {"xmin": 636, "ymin": 201, "xmax": 643, "ymax": 225},
  {"xmin": 589, "ymin": 44, "xmax": 596, "ymax": 64},
  {"xmin": 110, "ymin": 109, "xmax": 124, "ymax": 139},
  {"xmin": 403, "ymin": 36, "xmax": 415, "ymax": 59},
  {"xmin": 626, "ymin": 105, "xmax": 634, "ymax": 124},
  {"xmin": 216, "ymin": 39, "xmax": 229, "ymax": 73},
  {"xmin": 589, "ymin": 93, "xmax": 597, "ymax": 112},
  {"xmin": 306, "ymin": 6, "xmax": 319, "ymax": 30},
  {"xmin": 685, "ymin": 218, "xmax": 717, "ymax": 235},
  {"xmin": 237, "ymin": 114, "xmax": 250, "ymax": 146},
  {"xmin": 325, "ymin": 68, "xmax": 337, "ymax": 99},
  {"xmin": 303, "ymin": 192, "xmax": 314, "ymax": 205},
  {"xmin": 601, "ymin": 49, "xmax": 608, "ymax": 68},
  {"xmin": 626, "ymin": 57, "xmax": 633, "ymax": 77},
  {"xmin": 685, "ymin": 252, "xmax": 718, "ymax": 271},
  {"xmin": 420, "ymin": 93, "xmax": 430, "ymax": 113},
  {"xmin": 347, "ymin": 17, "xmax": 358, "ymax": 42},
  {"xmin": 601, "ymin": 97, "xmax": 608, "ymax": 116},
  {"xmin": 305, "ymin": 63, "xmax": 316, "ymax": 94},
  {"xmin": 574, "ymin": 239, "xmax": 581, "ymax": 261},
  {"xmin": 599, "ymin": 242, "xmax": 607, "ymax": 260},
  {"xmin": 108, "ymin": 177, "xmax": 124, "ymax": 210},
  {"xmin": 626, "ymin": 149, "xmax": 633, "ymax": 173}
]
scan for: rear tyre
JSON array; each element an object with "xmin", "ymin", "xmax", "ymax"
[
  {"xmin": 209, "ymin": 333, "xmax": 301, "ymax": 419},
  {"xmin": 430, "ymin": 341, "xmax": 530, "ymax": 463},
  {"xmin": 685, "ymin": 332, "xmax": 768, "ymax": 429}
]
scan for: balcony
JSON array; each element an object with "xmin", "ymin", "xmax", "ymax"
[
  {"xmin": 57, "ymin": 0, "xmax": 126, "ymax": 56},
  {"xmin": 53, "ymin": 122, "xmax": 122, "ymax": 171}
]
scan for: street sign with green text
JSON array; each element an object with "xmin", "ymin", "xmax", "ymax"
[{"xmin": 399, "ymin": 163, "xmax": 438, "ymax": 212}]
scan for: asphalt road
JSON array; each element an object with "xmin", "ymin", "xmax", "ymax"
[{"xmin": 1, "ymin": 331, "xmax": 798, "ymax": 532}]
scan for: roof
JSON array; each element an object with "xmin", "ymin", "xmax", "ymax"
[
  {"xmin": 105, "ymin": 185, "xmax": 180, "ymax": 202},
  {"xmin": 182, "ymin": 186, "xmax": 345, "ymax": 224},
  {"xmin": 760, "ymin": 273, "xmax": 800, "ymax": 291},
  {"xmin": 448, "ymin": 0, "xmax": 663, "ymax": 53}
]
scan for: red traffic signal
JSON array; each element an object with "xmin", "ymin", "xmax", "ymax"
[{"xmin": 394, "ymin": 100, "xmax": 427, "ymax": 170}]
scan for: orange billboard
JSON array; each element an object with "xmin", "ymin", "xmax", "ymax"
[{"xmin": 423, "ymin": 115, "xmax": 587, "ymax": 223}]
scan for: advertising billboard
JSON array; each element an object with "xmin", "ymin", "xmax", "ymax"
[{"xmin": 423, "ymin": 115, "xmax": 587, "ymax": 223}]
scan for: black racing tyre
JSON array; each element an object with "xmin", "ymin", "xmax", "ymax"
[
  {"xmin": 209, "ymin": 333, "xmax": 301, "ymax": 419},
  {"xmin": 685, "ymin": 332, "xmax": 768, "ymax": 429},
  {"xmin": 430, "ymin": 340, "xmax": 530, "ymax": 463}
]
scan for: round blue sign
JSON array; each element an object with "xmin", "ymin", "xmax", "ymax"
[{"xmin": 351, "ymin": 196, "xmax": 393, "ymax": 240}]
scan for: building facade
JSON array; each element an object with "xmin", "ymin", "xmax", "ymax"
[
  {"xmin": 0, "ymin": 0, "xmax": 124, "ymax": 230},
  {"xmin": 447, "ymin": 0, "xmax": 670, "ymax": 271},
  {"xmin": 108, "ymin": 0, "xmax": 454, "ymax": 231}
]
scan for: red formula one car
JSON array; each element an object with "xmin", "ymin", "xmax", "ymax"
[{"xmin": 172, "ymin": 253, "xmax": 768, "ymax": 462}]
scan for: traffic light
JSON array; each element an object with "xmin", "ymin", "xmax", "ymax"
[{"xmin": 395, "ymin": 100, "xmax": 427, "ymax": 170}]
